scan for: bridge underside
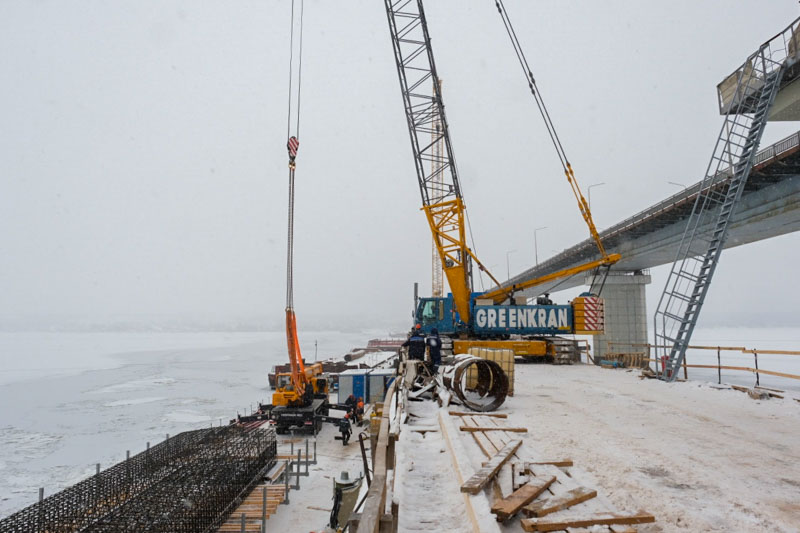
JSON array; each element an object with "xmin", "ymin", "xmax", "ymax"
[{"xmin": 505, "ymin": 131, "xmax": 800, "ymax": 299}]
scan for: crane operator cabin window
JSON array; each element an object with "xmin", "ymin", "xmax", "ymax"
[{"xmin": 420, "ymin": 300, "xmax": 444, "ymax": 325}]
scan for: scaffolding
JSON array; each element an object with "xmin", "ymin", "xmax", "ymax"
[{"xmin": 0, "ymin": 426, "xmax": 277, "ymax": 533}]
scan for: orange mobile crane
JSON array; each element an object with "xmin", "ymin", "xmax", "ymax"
[{"xmin": 265, "ymin": 0, "xmax": 329, "ymax": 434}]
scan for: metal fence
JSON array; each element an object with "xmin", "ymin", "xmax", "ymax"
[
  {"xmin": 0, "ymin": 426, "xmax": 277, "ymax": 533},
  {"xmin": 607, "ymin": 341, "xmax": 800, "ymax": 390}
]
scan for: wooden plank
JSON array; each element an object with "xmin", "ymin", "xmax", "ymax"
[
  {"xmin": 523, "ymin": 486, "xmax": 597, "ymax": 517},
  {"xmin": 460, "ymin": 439, "xmax": 522, "ymax": 494},
  {"xmin": 521, "ymin": 512, "xmax": 655, "ymax": 532},
  {"xmin": 470, "ymin": 430, "xmax": 495, "ymax": 457},
  {"xmin": 460, "ymin": 426, "xmax": 527, "ymax": 433},
  {"xmin": 491, "ymin": 475, "xmax": 556, "ymax": 521},
  {"xmin": 449, "ymin": 411, "xmax": 508, "ymax": 418},
  {"xmin": 478, "ymin": 419, "xmax": 507, "ymax": 451},
  {"xmin": 526, "ymin": 459, "xmax": 573, "ymax": 468}
]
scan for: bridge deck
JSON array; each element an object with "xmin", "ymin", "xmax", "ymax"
[{"xmin": 504, "ymin": 130, "xmax": 800, "ymax": 295}]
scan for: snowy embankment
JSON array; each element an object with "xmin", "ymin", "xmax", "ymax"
[{"xmin": 503, "ymin": 363, "xmax": 800, "ymax": 532}]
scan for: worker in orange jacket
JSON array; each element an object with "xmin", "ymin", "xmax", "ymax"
[{"xmin": 356, "ymin": 397, "xmax": 365, "ymax": 424}]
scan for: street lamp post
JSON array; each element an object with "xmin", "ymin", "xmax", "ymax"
[
  {"xmin": 668, "ymin": 181, "xmax": 688, "ymax": 192},
  {"xmin": 587, "ymin": 182, "xmax": 606, "ymax": 211},
  {"xmin": 534, "ymin": 227, "xmax": 547, "ymax": 266},
  {"xmin": 506, "ymin": 250, "xmax": 517, "ymax": 280}
]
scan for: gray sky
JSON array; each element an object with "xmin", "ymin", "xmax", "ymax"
[{"xmin": 1, "ymin": 0, "xmax": 799, "ymax": 331}]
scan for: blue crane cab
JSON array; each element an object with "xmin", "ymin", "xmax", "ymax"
[{"xmin": 415, "ymin": 293, "xmax": 575, "ymax": 337}]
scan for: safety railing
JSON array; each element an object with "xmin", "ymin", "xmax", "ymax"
[
  {"xmin": 356, "ymin": 362, "xmax": 403, "ymax": 533},
  {"xmin": 607, "ymin": 341, "xmax": 800, "ymax": 391}
]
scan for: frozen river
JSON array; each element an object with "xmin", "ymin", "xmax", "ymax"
[{"xmin": 0, "ymin": 330, "xmax": 375, "ymax": 518}]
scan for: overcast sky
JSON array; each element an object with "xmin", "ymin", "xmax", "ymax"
[{"xmin": 1, "ymin": 0, "xmax": 799, "ymax": 332}]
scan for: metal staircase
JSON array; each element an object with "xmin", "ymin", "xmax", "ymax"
[{"xmin": 654, "ymin": 20, "xmax": 800, "ymax": 381}]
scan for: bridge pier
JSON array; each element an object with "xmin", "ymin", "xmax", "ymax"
[{"xmin": 587, "ymin": 271, "xmax": 651, "ymax": 363}]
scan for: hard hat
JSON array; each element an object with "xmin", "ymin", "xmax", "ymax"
[{"xmin": 415, "ymin": 323, "xmax": 421, "ymax": 329}]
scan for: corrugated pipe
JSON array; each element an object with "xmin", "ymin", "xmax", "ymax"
[{"xmin": 439, "ymin": 355, "xmax": 508, "ymax": 412}]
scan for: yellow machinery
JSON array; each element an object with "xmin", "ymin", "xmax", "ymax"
[
  {"xmin": 385, "ymin": 1, "xmax": 619, "ymax": 357},
  {"xmin": 272, "ymin": 311, "xmax": 329, "ymax": 408}
]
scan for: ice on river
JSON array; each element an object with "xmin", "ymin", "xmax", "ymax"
[{"xmin": 0, "ymin": 330, "xmax": 373, "ymax": 518}]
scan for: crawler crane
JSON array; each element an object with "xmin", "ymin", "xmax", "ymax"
[{"xmin": 384, "ymin": 0, "xmax": 619, "ymax": 358}]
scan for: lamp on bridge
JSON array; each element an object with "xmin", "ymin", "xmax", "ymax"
[
  {"xmin": 587, "ymin": 182, "xmax": 606, "ymax": 211},
  {"xmin": 506, "ymin": 249, "xmax": 517, "ymax": 280},
  {"xmin": 534, "ymin": 227, "xmax": 547, "ymax": 266}
]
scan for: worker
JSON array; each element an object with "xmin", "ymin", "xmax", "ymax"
[
  {"xmin": 426, "ymin": 327, "xmax": 442, "ymax": 374},
  {"xmin": 344, "ymin": 394, "xmax": 356, "ymax": 418},
  {"xmin": 356, "ymin": 397, "xmax": 365, "ymax": 424},
  {"xmin": 401, "ymin": 326, "xmax": 426, "ymax": 361},
  {"xmin": 338, "ymin": 414, "xmax": 352, "ymax": 445}
]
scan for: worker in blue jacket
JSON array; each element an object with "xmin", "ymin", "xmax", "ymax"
[
  {"xmin": 426, "ymin": 327, "xmax": 442, "ymax": 373},
  {"xmin": 402, "ymin": 325, "xmax": 426, "ymax": 361}
]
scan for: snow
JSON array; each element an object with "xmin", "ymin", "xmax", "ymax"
[
  {"xmin": 389, "ymin": 358, "xmax": 798, "ymax": 532},
  {"xmin": 498, "ymin": 363, "xmax": 800, "ymax": 532},
  {"xmin": 265, "ymin": 435, "xmax": 367, "ymax": 532},
  {"xmin": 393, "ymin": 399, "xmax": 475, "ymax": 532}
]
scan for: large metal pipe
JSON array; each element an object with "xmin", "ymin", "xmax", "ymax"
[{"xmin": 438, "ymin": 355, "xmax": 508, "ymax": 412}]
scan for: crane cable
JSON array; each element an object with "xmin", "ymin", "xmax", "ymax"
[
  {"xmin": 493, "ymin": 0, "xmax": 610, "ymax": 262},
  {"xmin": 285, "ymin": 0, "xmax": 306, "ymax": 387}
]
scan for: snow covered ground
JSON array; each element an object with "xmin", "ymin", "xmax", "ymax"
[
  {"xmin": 501, "ymin": 363, "xmax": 800, "ymax": 532},
  {"xmin": 0, "ymin": 330, "xmax": 375, "ymax": 518},
  {"xmin": 1, "ymin": 326, "xmax": 798, "ymax": 527}
]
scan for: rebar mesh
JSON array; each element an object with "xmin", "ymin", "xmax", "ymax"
[{"xmin": 0, "ymin": 426, "xmax": 277, "ymax": 533}]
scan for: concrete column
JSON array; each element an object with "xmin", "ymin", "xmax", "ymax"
[{"xmin": 586, "ymin": 271, "xmax": 651, "ymax": 362}]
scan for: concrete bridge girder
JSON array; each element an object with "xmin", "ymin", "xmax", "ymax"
[{"xmin": 514, "ymin": 174, "xmax": 800, "ymax": 299}]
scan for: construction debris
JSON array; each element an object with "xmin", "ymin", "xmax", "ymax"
[
  {"xmin": 520, "ymin": 511, "xmax": 656, "ymax": 532},
  {"xmin": 451, "ymin": 412, "xmax": 656, "ymax": 531},
  {"xmin": 490, "ymin": 475, "xmax": 556, "ymax": 521},
  {"xmin": 525, "ymin": 459, "xmax": 573, "ymax": 468},
  {"xmin": 448, "ymin": 411, "xmax": 508, "ymax": 418},
  {"xmin": 523, "ymin": 486, "xmax": 597, "ymax": 517},
  {"xmin": 460, "ymin": 439, "xmax": 522, "ymax": 494},
  {"xmin": 460, "ymin": 426, "xmax": 528, "ymax": 433}
]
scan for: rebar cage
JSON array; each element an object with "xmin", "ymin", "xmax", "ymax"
[{"xmin": 0, "ymin": 426, "xmax": 277, "ymax": 533}]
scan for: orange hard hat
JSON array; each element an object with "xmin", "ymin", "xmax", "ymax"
[{"xmin": 415, "ymin": 324, "xmax": 421, "ymax": 329}]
